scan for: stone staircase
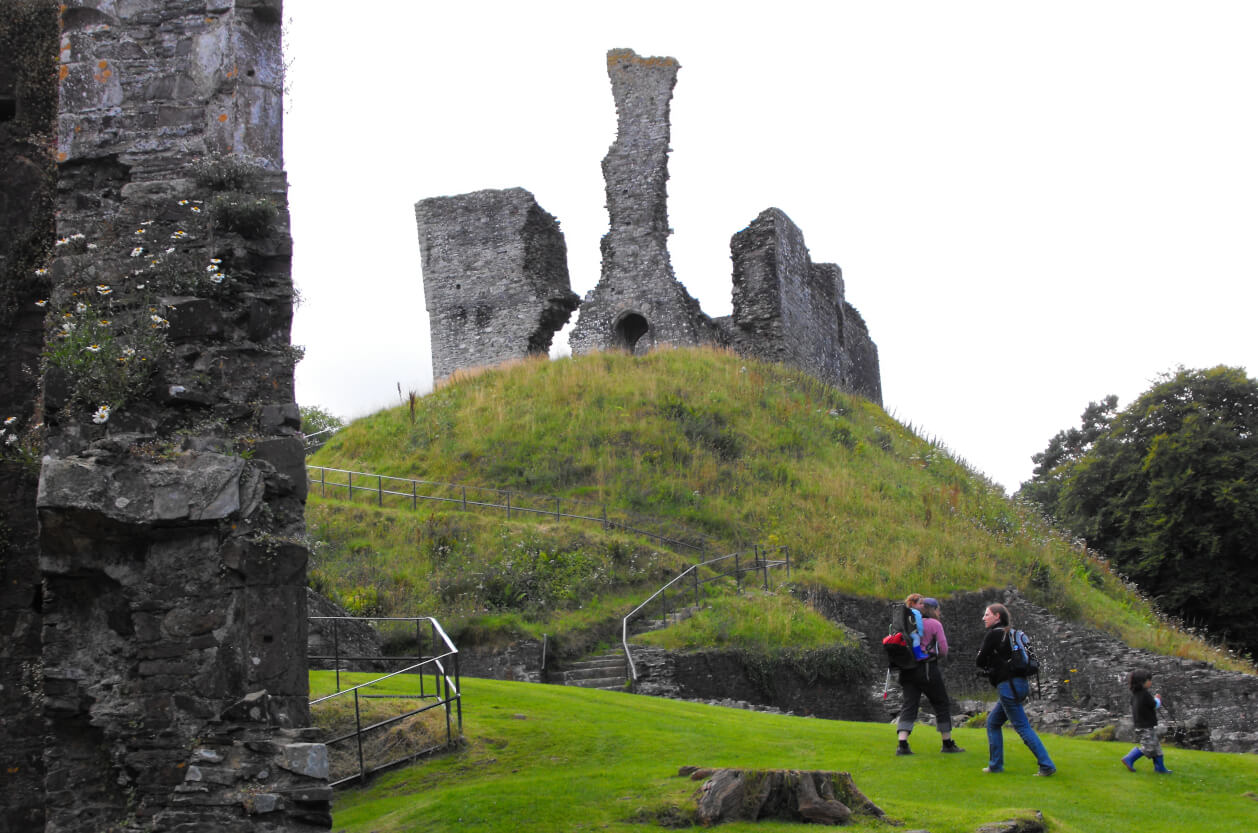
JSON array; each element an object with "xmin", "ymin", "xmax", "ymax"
[
  {"xmin": 555, "ymin": 605, "xmax": 703, "ymax": 691},
  {"xmin": 553, "ymin": 648, "xmax": 628, "ymax": 691}
]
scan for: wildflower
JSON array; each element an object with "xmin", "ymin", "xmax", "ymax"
[
  {"xmin": 210, "ymin": 273, "xmax": 225, "ymax": 284},
  {"xmin": 98, "ymin": 319, "xmax": 110, "ymax": 326},
  {"xmin": 209, "ymin": 258, "xmax": 222, "ymax": 264},
  {"xmin": 134, "ymin": 228, "xmax": 146, "ymax": 235},
  {"xmin": 55, "ymin": 237, "xmax": 68, "ymax": 247},
  {"xmin": 190, "ymin": 206, "xmax": 202, "ymax": 213},
  {"xmin": 170, "ymin": 230, "xmax": 188, "ymax": 240},
  {"xmin": 92, "ymin": 405, "xmax": 111, "ymax": 425},
  {"xmin": 206, "ymin": 263, "xmax": 219, "ymax": 272},
  {"xmin": 34, "ymin": 267, "xmax": 48, "ymax": 276},
  {"xmin": 130, "ymin": 246, "xmax": 144, "ymax": 257},
  {"xmin": 165, "ymin": 247, "xmax": 175, "ymax": 254},
  {"xmin": 135, "ymin": 283, "xmax": 146, "ymax": 290},
  {"xmin": 85, "ymin": 344, "xmax": 102, "ymax": 353},
  {"xmin": 141, "ymin": 219, "xmax": 153, "ymax": 225},
  {"xmin": 35, "ymin": 299, "xmax": 47, "ymax": 308},
  {"xmin": 87, "ymin": 243, "xmax": 98, "ymax": 250},
  {"xmin": 150, "ymin": 314, "xmax": 170, "ymax": 329},
  {"xmin": 178, "ymin": 199, "xmax": 189, "ymax": 205},
  {"xmin": 96, "ymin": 284, "xmax": 112, "ymax": 295},
  {"xmin": 4, "ymin": 416, "xmax": 16, "ymax": 426},
  {"xmin": 75, "ymin": 302, "xmax": 87, "ymax": 313},
  {"xmin": 122, "ymin": 347, "xmax": 136, "ymax": 358},
  {"xmin": 70, "ymin": 233, "xmax": 85, "ymax": 241}
]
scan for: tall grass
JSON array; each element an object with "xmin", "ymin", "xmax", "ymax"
[{"xmin": 309, "ymin": 347, "xmax": 1249, "ymax": 670}]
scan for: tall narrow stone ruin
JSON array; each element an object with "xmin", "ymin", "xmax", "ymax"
[
  {"xmin": 726, "ymin": 209, "xmax": 882, "ymax": 404},
  {"xmin": 416, "ymin": 187, "xmax": 579, "ymax": 383},
  {"xmin": 0, "ymin": 4, "xmax": 57, "ymax": 830},
  {"xmin": 0, "ymin": 2, "xmax": 331, "ymax": 830},
  {"xmin": 569, "ymin": 48, "xmax": 721, "ymax": 355}
]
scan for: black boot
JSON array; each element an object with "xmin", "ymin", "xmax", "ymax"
[
  {"xmin": 941, "ymin": 738, "xmax": 965, "ymax": 753},
  {"xmin": 896, "ymin": 739, "xmax": 913, "ymax": 756}
]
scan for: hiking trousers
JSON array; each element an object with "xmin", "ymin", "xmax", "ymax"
[
  {"xmin": 896, "ymin": 662, "xmax": 953, "ymax": 734},
  {"xmin": 986, "ymin": 676, "xmax": 1054, "ymax": 772}
]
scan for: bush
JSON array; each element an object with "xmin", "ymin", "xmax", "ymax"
[{"xmin": 210, "ymin": 192, "xmax": 278, "ymax": 238}]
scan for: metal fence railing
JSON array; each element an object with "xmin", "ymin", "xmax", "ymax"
[
  {"xmin": 307, "ymin": 465, "xmax": 708, "ymax": 553},
  {"xmin": 622, "ymin": 546, "xmax": 791, "ymax": 681},
  {"xmin": 308, "ymin": 616, "xmax": 461, "ymax": 788}
]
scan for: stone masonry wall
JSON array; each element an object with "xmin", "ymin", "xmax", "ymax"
[
  {"xmin": 416, "ymin": 187, "xmax": 579, "ymax": 383},
  {"xmin": 27, "ymin": 2, "xmax": 331, "ymax": 831},
  {"xmin": 569, "ymin": 48, "xmax": 724, "ymax": 356},
  {"xmin": 0, "ymin": 4, "xmax": 58, "ymax": 830},
  {"xmin": 724, "ymin": 208, "xmax": 882, "ymax": 405}
]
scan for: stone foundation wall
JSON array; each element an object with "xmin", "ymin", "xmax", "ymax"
[{"xmin": 416, "ymin": 188, "xmax": 579, "ymax": 383}]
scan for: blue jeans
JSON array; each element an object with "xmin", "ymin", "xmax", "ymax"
[{"xmin": 986, "ymin": 677, "xmax": 1055, "ymax": 772}]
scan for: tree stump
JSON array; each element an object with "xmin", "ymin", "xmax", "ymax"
[{"xmin": 690, "ymin": 768, "xmax": 883, "ymax": 826}]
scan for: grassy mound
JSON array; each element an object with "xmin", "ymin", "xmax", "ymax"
[{"xmin": 307, "ymin": 347, "xmax": 1242, "ymax": 666}]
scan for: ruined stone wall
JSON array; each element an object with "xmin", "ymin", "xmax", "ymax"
[
  {"xmin": 416, "ymin": 187, "xmax": 579, "ymax": 383},
  {"xmin": 569, "ymin": 48, "xmax": 724, "ymax": 356},
  {"xmin": 725, "ymin": 208, "xmax": 882, "ymax": 405},
  {"xmin": 0, "ymin": 4, "xmax": 58, "ymax": 829},
  {"xmin": 23, "ymin": 2, "xmax": 330, "ymax": 830}
]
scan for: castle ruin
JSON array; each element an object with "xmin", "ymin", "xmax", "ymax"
[
  {"xmin": 1, "ymin": 2, "xmax": 330, "ymax": 830},
  {"xmin": 416, "ymin": 48, "xmax": 882, "ymax": 405}
]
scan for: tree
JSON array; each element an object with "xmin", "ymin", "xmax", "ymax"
[
  {"xmin": 1018, "ymin": 394, "xmax": 1118, "ymax": 518},
  {"xmin": 300, "ymin": 404, "xmax": 345, "ymax": 438},
  {"xmin": 1019, "ymin": 367, "xmax": 1258, "ymax": 655}
]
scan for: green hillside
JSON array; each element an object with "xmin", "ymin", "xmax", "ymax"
[
  {"xmin": 306, "ymin": 347, "xmax": 1240, "ymax": 666},
  {"xmin": 318, "ymin": 673, "xmax": 1258, "ymax": 833}
]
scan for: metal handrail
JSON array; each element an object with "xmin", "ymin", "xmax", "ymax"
[
  {"xmin": 307, "ymin": 464, "xmax": 708, "ymax": 553},
  {"xmin": 308, "ymin": 615, "xmax": 462, "ymax": 788},
  {"xmin": 622, "ymin": 546, "xmax": 791, "ymax": 681}
]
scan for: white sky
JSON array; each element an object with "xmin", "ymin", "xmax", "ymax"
[{"xmin": 284, "ymin": 1, "xmax": 1258, "ymax": 494}]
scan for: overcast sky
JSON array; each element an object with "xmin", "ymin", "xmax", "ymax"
[{"xmin": 284, "ymin": 1, "xmax": 1258, "ymax": 494}]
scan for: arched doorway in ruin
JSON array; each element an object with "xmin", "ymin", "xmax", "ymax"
[{"xmin": 613, "ymin": 311, "xmax": 649, "ymax": 354}]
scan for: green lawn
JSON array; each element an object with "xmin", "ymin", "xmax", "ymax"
[{"xmin": 318, "ymin": 673, "xmax": 1258, "ymax": 832}]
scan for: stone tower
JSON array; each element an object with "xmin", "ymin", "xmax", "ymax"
[
  {"xmin": 568, "ymin": 48, "xmax": 722, "ymax": 355},
  {"xmin": 416, "ymin": 187, "xmax": 579, "ymax": 383},
  {"xmin": 726, "ymin": 208, "xmax": 882, "ymax": 404},
  {"xmin": 0, "ymin": 2, "xmax": 332, "ymax": 830}
]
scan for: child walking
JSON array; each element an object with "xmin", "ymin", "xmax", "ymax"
[{"xmin": 1121, "ymin": 669, "xmax": 1172, "ymax": 774}]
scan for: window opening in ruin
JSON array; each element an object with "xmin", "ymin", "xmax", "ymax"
[
  {"xmin": 0, "ymin": 99, "xmax": 16, "ymax": 122},
  {"xmin": 614, "ymin": 312, "xmax": 649, "ymax": 353}
]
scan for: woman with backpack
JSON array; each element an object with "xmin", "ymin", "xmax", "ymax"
[
  {"xmin": 975, "ymin": 602, "xmax": 1056, "ymax": 776},
  {"xmin": 895, "ymin": 597, "xmax": 964, "ymax": 755}
]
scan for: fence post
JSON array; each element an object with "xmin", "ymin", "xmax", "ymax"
[
  {"xmin": 333, "ymin": 619, "xmax": 341, "ymax": 692},
  {"xmin": 462, "ymin": 485, "xmax": 467, "ymax": 511},
  {"xmin": 555, "ymin": 496, "xmax": 560, "ymax": 520},
  {"xmin": 735, "ymin": 552, "xmax": 741, "ymax": 592},
  {"xmin": 785, "ymin": 547, "xmax": 791, "ymax": 580},
  {"xmin": 602, "ymin": 505, "xmax": 608, "ymax": 530},
  {"xmin": 506, "ymin": 491, "xmax": 511, "ymax": 519},
  {"xmin": 412, "ymin": 481, "xmax": 417, "ymax": 510},
  {"xmin": 320, "ymin": 466, "xmax": 326, "ymax": 498},
  {"xmin": 378, "ymin": 475, "xmax": 383, "ymax": 507},
  {"xmin": 354, "ymin": 690, "xmax": 366, "ymax": 785},
  {"xmin": 347, "ymin": 471, "xmax": 352, "ymax": 501},
  {"xmin": 693, "ymin": 568, "xmax": 699, "ymax": 608}
]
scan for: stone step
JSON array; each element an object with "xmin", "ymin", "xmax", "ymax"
[
  {"xmin": 566, "ymin": 657, "xmax": 625, "ymax": 670},
  {"xmin": 564, "ymin": 675, "xmax": 625, "ymax": 689},
  {"xmin": 563, "ymin": 665, "xmax": 625, "ymax": 682}
]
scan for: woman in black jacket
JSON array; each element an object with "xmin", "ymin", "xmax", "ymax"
[{"xmin": 975, "ymin": 603, "xmax": 1056, "ymax": 776}]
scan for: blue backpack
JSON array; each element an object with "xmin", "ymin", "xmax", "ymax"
[{"xmin": 1005, "ymin": 628, "xmax": 1040, "ymax": 677}]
